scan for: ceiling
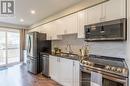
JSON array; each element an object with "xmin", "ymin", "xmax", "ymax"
[{"xmin": 0, "ymin": 0, "xmax": 82, "ymax": 27}]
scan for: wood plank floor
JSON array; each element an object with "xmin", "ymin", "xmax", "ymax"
[{"xmin": 0, "ymin": 64, "xmax": 61, "ymax": 86}]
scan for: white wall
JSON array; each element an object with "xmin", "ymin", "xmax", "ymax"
[
  {"xmin": 52, "ymin": 34, "xmax": 126, "ymax": 58},
  {"xmin": 127, "ymin": 0, "xmax": 130, "ymax": 85}
]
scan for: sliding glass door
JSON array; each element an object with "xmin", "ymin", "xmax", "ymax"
[
  {"xmin": 0, "ymin": 30, "xmax": 20, "ymax": 66},
  {"xmin": 7, "ymin": 32, "xmax": 20, "ymax": 64}
]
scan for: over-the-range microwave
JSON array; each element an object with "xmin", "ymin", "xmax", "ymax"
[{"xmin": 85, "ymin": 18, "xmax": 127, "ymax": 41}]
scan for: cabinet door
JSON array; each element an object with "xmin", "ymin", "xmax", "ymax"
[
  {"xmin": 42, "ymin": 21, "xmax": 62, "ymax": 40},
  {"xmin": 40, "ymin": 25, "xmax": 47, "ymax": 33},
  {"xmin": 52, "ymin": 20, "xmax": 62, "ymax": 40},
  {"xmin": 49, "ymin": 56, "xmax": 57, "ymax": 80},
  {"xmin": 87, "ymin": 4, "xmax": 102, "ymax": 25},
  {"xmin": 49, "ymin": 56, "xmax": 60, "ymax": 81},
  {"xmin": 57, "ymin": 17, "xmax": 67, "ymax": 35},
  {"xmin": 67, "ymin": 13, "xmax": 78, "ymax": 34},
  {"xmin": 77, "ymin": 10, "xmax": 86, "ymax": 38},
  {"xmin": 73, "ymin": 61, "xmax": 80, "ymax": 86},
  {"xmin": 62, "ymin": 13, "xmax": 78, "ymax": 34},
  {"xmin": 50, "ymin": 22, "xmax": 59, "ymax": 40},
  {"xmin": 60, "ymin": 58, "xmax": 73, "ymax": 86},
  {"xmin": 55, "ymin": 19, "xmax": 65, "ymax": 35},
  {"xmin": 43, "ymin": 23, "xmax": 52, "ymax": 40},
  {"xmin": 104, "ymin": 0, "xmax": 126, "ymax": 21}
]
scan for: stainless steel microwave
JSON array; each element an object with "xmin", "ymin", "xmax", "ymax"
[{"xmin": 85, "ymin": 18, "xmax": 127, "ymax": 41}]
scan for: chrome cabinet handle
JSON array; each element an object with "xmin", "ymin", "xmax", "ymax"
[
  {"xmin": 59, "ymin": 58, "xmax": 60, "ymax": 62},
  {"xmin": 73, "ymin": 61, "xmax": 75, "ymax": 66},
  {"xmin": 57, "ymin": 58, "xmax": 58, "ymax": 62}
]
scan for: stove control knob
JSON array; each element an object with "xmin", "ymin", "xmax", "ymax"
[
  {"xmin": 105, "ymin": 65, "xmax": 111, "ymax": 70},
  {"xmin": 122, "ymin": 68, "xmax": 127, "ymax": 74},
  {"xmin": 87, "ymin": 61, "xmax": 91, "ymax": 66},
  {"xmin": 85, "ymin": 61, "xmax": 88, "ymax": 65},
  {"xmin": 117, "ymin": 68, "xmax": 122, "ymax": 73},
  {"xmin": 83, "ymin": 61, "xmax": 87, "ymax": 64},
  {"xmin": 111, "ymin": 67, "xmax": 116, "ymax": 71},
  {"xmin": 90, "ymin": 62, "xmax": 94, "ymax": 66}
]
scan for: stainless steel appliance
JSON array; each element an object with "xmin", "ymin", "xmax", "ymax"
[
  {"xmin": 40, "ymin": 53, "xmax": 49, "ymax": 77},
  {"xmin": 85, "ymin": 18, "xmax": 127, "ymax": 41},
  {"xmin": 80, "ymin": 55, "xmax": 129, "ymax": 86},
  {"xmin": 26, "ymin": 32, "xmax": 51, "ymax": 74}
]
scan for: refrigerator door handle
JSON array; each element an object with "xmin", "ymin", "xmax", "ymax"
[
  {"xmin": 27, "ymin": 36, "xmax": 29, "ymax": 54},
  {"xmin": 29, "ymin": 36, "xmax": 31, "ymax": 54}
]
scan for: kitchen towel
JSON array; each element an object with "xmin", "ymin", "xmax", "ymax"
[{"xmin": 91, "ymin": 71, "xmax": 102, "ymax": 86}]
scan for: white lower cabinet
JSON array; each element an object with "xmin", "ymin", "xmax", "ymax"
[
  {"xmin": 73, "ymin": 61, "xmax": 80, "ymax": 86},
  {"xmin": 60, "ymin": 58, "xmax": 73, "ymax": 86},
  {"xmin": 49, "ymin": 55, "xmax": 80, "ymax": 86},
  {"xmin": 49, "ymin": 56, "xmax": 59, "ymax": 81}
]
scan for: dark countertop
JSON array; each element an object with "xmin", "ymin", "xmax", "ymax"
[{"xmin": 50, "ymin": 54, "xmax": 80, "ymax": 61}]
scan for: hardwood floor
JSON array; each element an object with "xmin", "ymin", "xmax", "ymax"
[{"xmin": 0, "ymin": 64, "xmax": 61, "ymax": 86}]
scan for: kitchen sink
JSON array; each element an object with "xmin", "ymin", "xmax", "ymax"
[{"xmin": 58, "ymin": 53, "xmax": 80, "ymax": 60}]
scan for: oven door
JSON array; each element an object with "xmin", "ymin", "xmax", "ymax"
[
  {"xmin": 81, "ymin": 71, "xmax": 91, "ymax": 86},
  {"xmin": 102, "ymin": 74, "xmax": 127, "ymax": 86},
  {"xmin": 80, "ymin": 67, "xmax": 127, "ymax": 86}
]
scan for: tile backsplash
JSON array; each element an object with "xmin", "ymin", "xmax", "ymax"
[
  {"xmin": 52, "ymin": 34, "xmax": 126, "ymax": 58},
  {"xmin": 88, "ymin": 41, "xmax": 126, "ymax": 58}
]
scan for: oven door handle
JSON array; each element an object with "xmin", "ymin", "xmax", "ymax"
[{"xmin": 81, "ymin": 68, "xmax": 127, "ymax": 85}]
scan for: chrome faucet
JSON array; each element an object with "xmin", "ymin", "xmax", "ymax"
[
  {"xmin": 79, "ymin": 43, "xmax": 90, "ymax": 60},
  {"xmin": 66, "ymin": 44, "xmax": 73, "ymax": 54}
]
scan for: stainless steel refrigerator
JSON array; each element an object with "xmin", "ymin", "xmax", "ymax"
[{"xmin": 26, "ymin": 32, "xmax": 51, "ymax": 74}]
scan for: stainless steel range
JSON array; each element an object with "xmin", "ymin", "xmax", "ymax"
[{"xmin": 80, "ymin": 54, "xmax": 129, "ymax": 86}]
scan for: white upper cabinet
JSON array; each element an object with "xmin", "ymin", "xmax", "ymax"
[
  {"xmin": 86, "ymin": 0, "xmax": 126, "ymax": 24},
  {"xmin": 43, "ymin": 23, "xmax": 53, "ymax": 40},
  {"xmin": 54, "ymin": 19, "xmax": 65, "ymax": 35},
  {"xmin": 86, "ymin": 4, "xmax": 102, "ymax": 25},
  {"xmin": 43, "ymin": 21, "xmax": 62, "ymax": 40},
  {"xmin": 50, "ymin": 21, "xmax": 62, "ymax": 40},
  {"xmin": 40, "ymin": 25, "xmax": 47, "ymax": 33},
  {"xmin": 67, "ymin": 13, "xmax": 78, "ymax": 34},
  {"xmin": 30, "ymin": 0, "xmax": 126, "ymax": 39},
  {"xmin": 77, "ymin": 10, "xmax": 86, "ymax": 38},
  {"xmin": 103, "ymin": 0, "xmax": 126, "ymax": 21},
  {"xmin": 61, "ymin": 13, "xmax": 78, "ymax": 34}
]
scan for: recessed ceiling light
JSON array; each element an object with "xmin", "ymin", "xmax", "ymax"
[
  {"xmin": 30, "ymin": 10, "xmax": 36, "ymax": 14},
  {"xmin": 20, "ymin": 19, "xmax": 24, "ymax": 22}
]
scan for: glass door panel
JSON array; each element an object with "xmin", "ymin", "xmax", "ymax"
[
  {"xmin": 0, "ymin": 31, "xmax": 6, "ymax": 66},
  {"xmin": 7, "ymin": 32, "xmax": 20, "ymax": 63}
]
